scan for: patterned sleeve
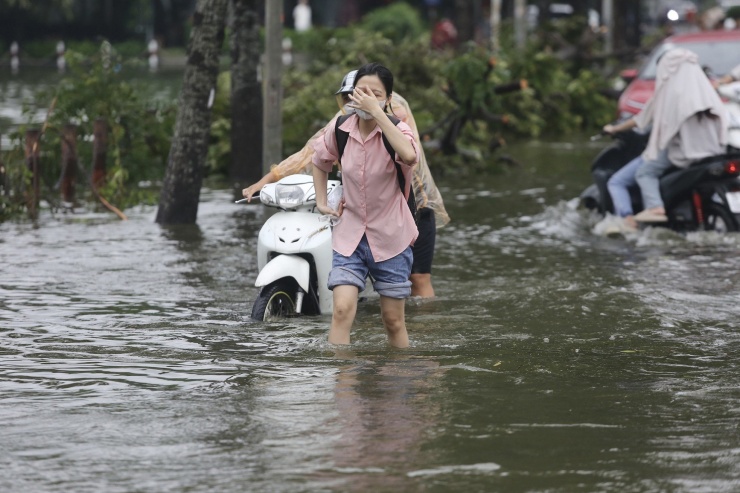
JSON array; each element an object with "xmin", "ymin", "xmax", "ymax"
[
  {"xmin": 271, "ymin": 110, "xmax": 344, "ymax": 179},
  {"xmin": 311, "ymin": 116, "xmax": 340, "ymax": 174}
]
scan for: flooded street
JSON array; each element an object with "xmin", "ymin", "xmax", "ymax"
[{"xmin": 3, "ymin": 138, "xmax": 740, "ymax": 492}]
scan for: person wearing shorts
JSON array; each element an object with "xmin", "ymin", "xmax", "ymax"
[
  {"xmin": 242, "ymin": 70, "xmax": 449, "ymax": 299},
  {"xmin": 312, "ymin": 63, "xmax": 418, "ymax": 347}
]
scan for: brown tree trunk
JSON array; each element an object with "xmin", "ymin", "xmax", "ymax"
[
  {"xmin": 156, "ymin": 0, "xmax": 227, "ymax": 225},
  {"xmin": 229, "ymin": 0, "xmax": 262, "ymax": 186},
  {"xmin": 61, "ymin": 124, "xmax": 78, "ymax": 205},
  {"xmin": 24, "ymin": 129, "xmax": 40, "ymax": 219},
  {"xmin": 92, "ymin": 118, "xmax": 108, "ymax": 189}
]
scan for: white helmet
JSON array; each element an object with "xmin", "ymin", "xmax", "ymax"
[{"xmin": 335, "ymin": 70, "xmax": 357, "ymax": 94}]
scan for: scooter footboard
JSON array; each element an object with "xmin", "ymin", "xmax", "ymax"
[{"xmin": 255, "ymin": 255, "xmax": 310, "ymax": 293}]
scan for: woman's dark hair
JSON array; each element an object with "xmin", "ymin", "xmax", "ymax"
[{"xmin": 354, "ymin": 62, "xmax": 394, "ymax": 97}]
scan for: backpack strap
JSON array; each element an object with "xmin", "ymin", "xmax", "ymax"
[
  {"xmin": 334, "ymin": 114, "xmax": 353, "ymax": 165},
  {"xmin": 381, "ymin": 116, "xmax": 414, "ymax": 205}
]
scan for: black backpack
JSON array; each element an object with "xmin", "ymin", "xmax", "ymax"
[{"xmin": 334, "ymin": 113, "xmax": 417, "ymax": 222}]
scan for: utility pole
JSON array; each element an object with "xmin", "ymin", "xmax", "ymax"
[
  {"xmin": 602, "ymin": 0, "xmax": 614, "ymax": 54},
  {"xmin": 262, "ymin": 0, "xmax": 283, "ymax": 175},
  {"xmin": 514, "ymin": 0, "xmax": 527, "ymax": 50},
  {"xmin": 490, "ymin": 0, "xmax": 501, "ymax": 55}
]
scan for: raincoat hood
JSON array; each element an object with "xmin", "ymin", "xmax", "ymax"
[{"xmin": 636, "ymin": 48, "xmax": 728, "ymax": 161}]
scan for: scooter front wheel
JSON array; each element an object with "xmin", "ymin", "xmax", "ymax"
[{"xmin": 251, "ymin": 280, "xmax": 297, "ymax": 321}]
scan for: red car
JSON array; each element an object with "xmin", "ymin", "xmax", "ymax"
[{"xmin": 617, "ymin": 29, "xmax": 740, "ymax": 119}]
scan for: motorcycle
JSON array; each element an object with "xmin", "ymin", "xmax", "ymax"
[
  {"xmin": 243, "ymin": 174, "xmax": 335, "ymax": 320},
  {"xmin": 580, "ymin": 129, "xmax": 740, "ymax": 233},
  {"xmin": 246, "ymin": 174, "xmax": 374, "ymax": 321}
]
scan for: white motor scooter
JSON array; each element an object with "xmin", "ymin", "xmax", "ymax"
[
  {"xmin": 248, "ymin": 174, "xmax": 335, "ymax": 320},
  {"xmin": 718, "ymin": 81, "xmax": 740, "ymax": 151},
  {"xmin": 247, "ymin": 174, "xmax": 374, "ymax": 321}
]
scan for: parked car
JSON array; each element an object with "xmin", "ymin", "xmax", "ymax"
[{"xmin": 617, "ymin": 30, "xmax": 740, "ymax": 119}]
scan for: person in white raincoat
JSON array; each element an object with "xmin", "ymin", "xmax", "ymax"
[{"xmin": 604, "ymin": 48, "xmax": 728, "ymax": 223}]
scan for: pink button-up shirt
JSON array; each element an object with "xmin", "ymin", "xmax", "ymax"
[{"xmin": 312, "ymin": 114, "xmax": 419, "ymax": 262}]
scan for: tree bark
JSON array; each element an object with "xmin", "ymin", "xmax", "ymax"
[
  {"xmin": 61, "ymin": 124, "xmax": 78, "ymax": 205},
  {"xmin": 92, "ymin": 118, "xmax": 108, "ymax": 189},
  {"xmin": 156, "ymin": 0, "xmax": 227, "ymax": 225},
  {"xmin": 24, "ymin": 129, "xmax": 40, "ymax": 220},
  {"xmin": 229, "ymin": 0, "xmax": 262, "ymax": 186}
]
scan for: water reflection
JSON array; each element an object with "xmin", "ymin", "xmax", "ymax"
[
  {"xmin": 317, "ymin": 352, "xmax": 445, "ymax": 491},
  {"xmin": 160, "ymin": 222, "xmax": 205, "ymax": 248}
]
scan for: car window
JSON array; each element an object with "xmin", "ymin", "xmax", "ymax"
[{"xmin": 639, "ymin": 40, "xmax": 740, "ymax": 79}]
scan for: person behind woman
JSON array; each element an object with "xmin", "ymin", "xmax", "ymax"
[
  {"xmin": 604, "ymin": 48, "xmax": 728, "ymax": 223},
  {"xmin": 242, "ymin": 70, "xmax": 449, "ymax": 298},
  {"xmin": 312, "ymin": 63, "xmax": 418, "ymax": 348}
]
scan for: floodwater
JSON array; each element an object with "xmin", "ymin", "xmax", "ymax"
[{"xmin": 3, "ymin": 135, "xmax": 740, "ymax": 492}]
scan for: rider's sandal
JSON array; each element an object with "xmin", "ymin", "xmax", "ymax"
[{"xmin": 634, "ymin": 210, "xmax": 668, "ymax": 223}]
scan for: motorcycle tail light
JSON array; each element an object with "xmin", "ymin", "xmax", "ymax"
[
  {"xmin": 276, "ymin": 184, "xmax": 305, "ymax": 207},
  {"xmin": 726, "ymin": 161, "xmax": 739, "ymax": 175}
]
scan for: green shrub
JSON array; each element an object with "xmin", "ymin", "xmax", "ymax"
[
  {"xmin": 65, "ymin": 40, "xmax": 102, "ymax": 57},
  {"xmin": 23, "ymin": 40, "xmax": 57, "ymax": 60},
  {"xmin": 274, "ymin": 2, "xmax": 616, "ymax": 167},
  {"xmin": 113, "ymin": 40, "xmax": 146, "ymax": 59},
  {"xmin": 1, "ymin": 41, "xmax": 176, "ymax": 217},
  {"xmin": 358, "ymin": 1, "xmax": 425, "ymax": 44}
]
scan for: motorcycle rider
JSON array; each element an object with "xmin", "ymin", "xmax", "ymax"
[
  {"xmin": 603, "ymin": 48, "xmax": 728, "ymax": 224},
  {"xmin": 242, "ymin": 70, "xmax": 449, "ymax": 298}
]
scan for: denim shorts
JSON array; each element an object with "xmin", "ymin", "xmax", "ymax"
[{"xmin": 328, "ymin": 235, "xmax": 413, "ymax": 299}]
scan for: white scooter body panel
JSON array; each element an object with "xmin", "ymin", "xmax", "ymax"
[
  {"xmin": 257, "ymin": 211, "xmax": 334, "ymax": 314},
  {"xmin": 257, "ymin": 212, "xmax": 330, "ymax": 267},
  {"xmin": 255, "ymin": 255, "xmax": 310, "ymax": 292}
]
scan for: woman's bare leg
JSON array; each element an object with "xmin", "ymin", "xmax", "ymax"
[
  {"xmin": 328, "ymin": 285, "xmax": 359, "ymax": 345},
  {"xmin": 379, "ymin": 296, "xmax": 409, "ymax": 348}
]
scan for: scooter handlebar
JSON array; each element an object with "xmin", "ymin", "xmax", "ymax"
[
  {"xmin": 590, "ymin": 131, "xmax": 608, "ymax": 141},
  {"xmin": 235, "ymin": 196, "xmax": 261, "ymax": 204}
]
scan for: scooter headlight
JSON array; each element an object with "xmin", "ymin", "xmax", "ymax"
[{"xmin": 276, "ymin": 184, "xmax": 305, "ymax": 207}]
